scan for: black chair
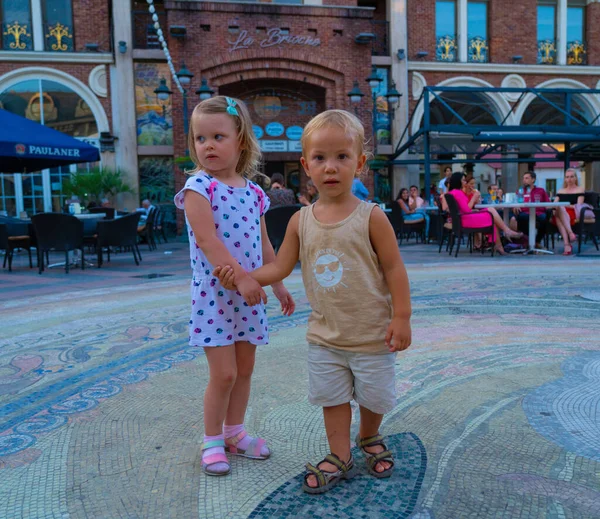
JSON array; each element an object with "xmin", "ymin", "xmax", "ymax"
[
  {"xmin": 96, "ymin": 212, "xmax": 142, "ymax": 267},
  {"xmin": 445, "ymin": 193, "xmax": 495, "ymax": 257},
  {"xmin": 0, "ymin": 217, "xmax": 35, "ymax": 271},
  {"xmin": 138, "ymin": 208, "xmax": 157, "ymax": 251},
  {"xmin": 89, "ymin": 207, "xmax": 116, "ymax": 219},
  {"xmin": 388, "ymin": 202, "xmax": 425, "ymax": 244},
  {"xmin": 154, "ymin": 206, "xmax": 168, "ymax": 244},
  {"xmin": 265, "ymin": 205, "xmax": 301, "ymax": 252},
  {"xmin": 0, "ymin": 224, "xmax": 13, "ymax": 271},
  {"xmin": 31, "ymin": 213, "xmax": 85, "ymax": 274},
  {"xmin": 577, "ymin": 191, "xmax": 600, "ymax": 253}
]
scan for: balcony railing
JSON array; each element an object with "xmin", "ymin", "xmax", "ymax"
[
  {"xmin": 133, "ymin": 10, "xmax": 165, "ymax": 49},
  {"xmin": 567, "ymin": 40, "xmax": 586, "ymax": 65},
  {"xmin": 44, "ymin": 22, "xmax": 74, "ymax": 52},
  {"xmin": 468, "ymin": 36, "xmax": 488, "ymax": 63},
  {"xmin": 537, "ymin": 39, "xmax": 556, "ymax": 64},
  {"xmin": 370, "ymin": 20, "xmax": 389, "ymax": 57},
  {"xmin": 436, "ymin": 35, "xmax": 457, "ymax": 62},
  {"xmin": 2, "ymin": 21, "xmax": 33, "ymax": 51}
]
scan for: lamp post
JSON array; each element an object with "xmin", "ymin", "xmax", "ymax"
[
  {"xmin": 153, "ymin": 77, "xmax": 172, "ymax": 119},
  {"xmin": 347, "ymin": 80, "xmax": 365, "ymax": 115},
  {"xmin": 155, "ymin": 69, "xmax": 214, "ymax": 155},
  {"xmin": 366, "ymin": 66, "xmax": 383, "ymax": 152}
]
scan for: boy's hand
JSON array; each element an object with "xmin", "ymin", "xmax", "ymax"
[
  {"xmin": 237, "ymin": 274, "xmax": 267, "ymax": 307},
  {"xmin": 272, "ymin": 282, "xmax": 295, "ymax": 316},
  {"xmin": 213, "ymin": 265, "xmax": 236, "ymax": 290},
  {"xmin": 385, "ymin": 316, "xmax": 412, "ymax": 352}
]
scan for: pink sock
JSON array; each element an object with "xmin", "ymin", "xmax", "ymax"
[
  {"xmin": 202, "ymin": 433, "xmax": 229, "ymax": 473},
  {"xmin": 224, "ymin": 424, "xmax": 270, "ymax": 457}
]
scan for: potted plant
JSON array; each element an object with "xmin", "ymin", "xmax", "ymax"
[{"xmin": 63, "ymin": 167, "xmax": 134, "ymax": 207}]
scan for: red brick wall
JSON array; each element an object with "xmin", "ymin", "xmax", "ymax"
[
  {"xmin": 165, "ymin": 1, "xmax": 375, "ymax": 201},
  {"xmin": 488, "ymin": 0, "xmax": 537, "ymax": 64},
  {"xmin": 72, "ymin": 0, "xmax": 112, "ymax": 53},
  {"xmin": 408, "ymin": 0, "xmax": 436, "ymax": 61},
  {"xmin": 586, "ymin": 3, "xmax": 600, "ymax": 66}
]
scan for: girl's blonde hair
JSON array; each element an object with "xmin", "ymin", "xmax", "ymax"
[
  {"xmin": 188, "ymin": 95, "xmax": 262, "ymax": 179},
  {"xmin": 300, "ymin": 109, "xmax": 370, "ymax": 175}
]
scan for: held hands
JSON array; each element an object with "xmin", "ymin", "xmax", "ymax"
[
  {"xmin": 385, "ymin": 316, "xmax": 412, "ymax": 352},
  {"xmin": 213, "ymin": 265, "xmax": 267, "ymax": 307}
]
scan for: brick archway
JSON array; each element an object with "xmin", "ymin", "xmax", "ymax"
[{"xmin": 201, "ymin": 51, "xmax": 348, "ymax": 110}]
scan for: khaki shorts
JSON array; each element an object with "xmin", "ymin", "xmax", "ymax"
[{"xmin": 308, "ymin": 343, "xmax": 397, "ymax": 415}]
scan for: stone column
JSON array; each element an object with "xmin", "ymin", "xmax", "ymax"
[
  {"xmin": 557, "ymin": 0, "xmax": 568, "ymax": 65},
  {"xmin": 110, "ymin": 0, "xmax": 139, "ymax": 210},
  {"xmin": 458, "ymin": 0, "xmax": 468, "ymax": 62},
  {"xmin": 389, "ymin": 0, "xmax": 410, "ymax": 198}
]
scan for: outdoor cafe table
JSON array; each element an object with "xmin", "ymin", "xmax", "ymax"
[{"xmin": 475, "ymin": 201, "xmax": 570, "ymax": 254}]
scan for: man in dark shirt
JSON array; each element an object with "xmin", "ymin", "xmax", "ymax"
[
  {"xmin": 510, "ymin": 171, "xmax": 549, "ymax": 246},
  {"xmin": 266, "ymin": 173, "xmax": 297, "ymax": 209}
]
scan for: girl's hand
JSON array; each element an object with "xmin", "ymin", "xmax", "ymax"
[
  {"xmin": 213, "ymin": 265, "xmax": 236, "ymax": 290},
  {"xmin": 272, "ymin": 282, "xmax": 295, "ymax": 316},
  {"xmin": 385, "ymin": 316, "xmax": 412, "ymax": 352},
  {"xmin": 237, "ymin": 274, "xmax": 268, "ymax": 307}
]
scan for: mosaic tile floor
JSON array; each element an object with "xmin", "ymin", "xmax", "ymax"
[{"xmin": 1, "ymin": 244, "xmax": 599, "ymax": 518}]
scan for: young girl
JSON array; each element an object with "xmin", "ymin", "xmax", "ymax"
[
  {"xmin": 174, "ymin": 96, "xmax": 295, "ymax": 476},
  {"xmin": 215, "ymin": 109, "xmax": 412, "ymax": 494}
]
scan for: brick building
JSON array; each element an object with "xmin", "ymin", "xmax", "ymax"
[
  {"xmin": 401, "ymin": 0, "xmax": 600, "ymax": 195},
  {"xmin": 2, "ymin": 0, "xmax": 600, "ymax": 222}
]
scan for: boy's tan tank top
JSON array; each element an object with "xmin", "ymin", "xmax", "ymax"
[{"xmin": 298, "ymin": 201, "xmax": 392, "ymax": 353}]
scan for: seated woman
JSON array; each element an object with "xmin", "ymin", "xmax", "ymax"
[
  {"xmin": 397, "ymin": 188, "xmax": 429, "ymax": 240},
  {"xmin": 441, "ymin": 172, "xmax": 522, "ymax": 255},
  {"xmin": 463, "ymin": 174, "xmax": 482, "ymax": 209},
  {"xmin": 552, "ymin": 168, "xmax": 585, "ymax": 255}
]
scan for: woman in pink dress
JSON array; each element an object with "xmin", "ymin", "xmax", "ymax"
[{"xmin": 442, "ymin": 173, "xmax": 522, "ymax": 255}]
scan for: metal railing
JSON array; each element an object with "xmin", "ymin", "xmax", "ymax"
[
  {"xmin": 537, "ymin": 39, "xmax": 556, "ymax": 64},
  {"xmin": 436, "ymin": 35, "xmax": 457, "ymax": 62},
  {"xmin": 468, "ymin": 36, "xmax": 488, "ymax": 63},
  {"xmin": 567, "ymin": 40, "xmax": 586, "ymax": 65},
  {"xmin": 370, "ymin": 20, "xmax": 389, "ymax": 57}
]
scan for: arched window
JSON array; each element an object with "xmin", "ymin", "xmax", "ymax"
[{"xmin": 0, "ymin": 78, "xmax": 98, "ymax": 216}]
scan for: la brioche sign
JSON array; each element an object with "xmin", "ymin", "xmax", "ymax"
[{"xmin": 228, "ymin": 28, "xmax": 321, "ymax": 53}]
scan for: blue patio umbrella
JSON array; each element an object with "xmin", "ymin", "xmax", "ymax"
[{"xmin": 0, "ymin": 109, "xmax": 100, "ymax": 172}]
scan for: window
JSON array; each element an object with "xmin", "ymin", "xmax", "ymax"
[
  {"xmin": 537, "ymin": 4, "xmax": 556, "ymax": 64},
  {"xmin": 1, "ymin": 0, "xmax": 33, "ymax": 51},
  {"xmin": 567, "ymin": 6, "xmax": 585, "ymax": 65},
  {"xmin": 43, "ymin": 0, "xmax": 74, "ymax": 52},
  {"xmin": 468, "ymin": 2, "xmax": 488, "ymax": 63},
  {"xmin": 436, "ymin": 1, "xmax": 457, "ymax": 62}
]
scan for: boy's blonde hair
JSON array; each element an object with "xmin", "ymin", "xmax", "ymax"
[
  {"xmin": 300, "ymin": 109, "xmax": 369, "ymax": 174},
  {"xmin": 188, "ymin": 96, "xmax": 262, "ymax": 179}
]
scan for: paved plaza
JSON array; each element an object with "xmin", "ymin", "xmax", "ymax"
[{"xmin": 1, "ymin": 243, "xmax": 600, "ymax": 519}]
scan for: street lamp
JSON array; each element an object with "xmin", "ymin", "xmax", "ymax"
[
  {"xmin": 153, "ymin": 77, "xmax": 172, "ymax": 118},
  {"xmin": 347, "ymin": 80, "xmax": 365, "ymax": 115},
  {"xmin": 176, "ymin": 62, "xmax": 194, "ymax": 138},
  {"xmin": 366, "ymin": 66, "xmax": 383, "ymax": 151},
  {"xmin": 196, "ymin": 78, "xmax": 215, "ymax": 101}
]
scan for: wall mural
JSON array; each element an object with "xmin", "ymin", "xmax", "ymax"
[{"xmin": 134, "ymin": 63, "xmax": 173, "ymax": 146}]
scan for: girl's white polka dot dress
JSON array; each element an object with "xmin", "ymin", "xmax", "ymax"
[{"xmin": 174, "ymin": 172, "xmax": 270, "ymax": 347}]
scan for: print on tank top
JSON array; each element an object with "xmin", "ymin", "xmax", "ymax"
[{"xmin": 312, "ymin": 248, "xmax": 350, "ymax": 292}]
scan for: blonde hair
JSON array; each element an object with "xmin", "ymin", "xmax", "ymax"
[
  {"xmin": 564, "ymin": 168, "xmax": 579, "ymax": 186},
  {"xmin": 188, "ymin": 96, "xmax": 262, "ymax": 179},
  {"xmin": 301, "ymin": 109, "xmax": 370, "ymax": 174}
]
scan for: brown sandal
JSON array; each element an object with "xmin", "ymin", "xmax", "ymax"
[
  {"xmin": 302, "ymin": 453, "xmax": 357, "ymax": 494},
  {"xmin": 355, "ymin": 433, "xmax": 395, "ymax": 478}
]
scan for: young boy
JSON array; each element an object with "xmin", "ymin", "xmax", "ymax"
[{"xmin": 214, "ymin": 109, "xmax": 412, "ymax": 494}]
